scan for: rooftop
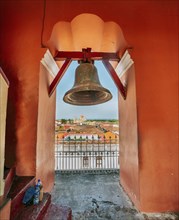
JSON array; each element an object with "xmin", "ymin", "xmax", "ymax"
[{"xmin": 51, "ymin": 173, "xmax": 178, "ymax": 220}]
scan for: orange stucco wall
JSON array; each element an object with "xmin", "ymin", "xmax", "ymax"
[
  {"xmin": 0, "ymin": 0, "xmax": 178, "ymax": 212},
  {"xmin": 119, "ymin": 66, "xmax": 140, "ymax": 208},
  {"xmin": 0, "ymin": 0, "xmax": 46, "ymax": 175},
  {"xmin": 134, "ymin": 3, "xmax": 179, "ymax": 210},
  {"xmin": 36, "ymin": 64, "xmax": 56, "ymax": 192}
]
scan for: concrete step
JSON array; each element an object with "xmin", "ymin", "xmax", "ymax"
[
  {"xmin": 0, "ymin": 166, "xmax": 15, "ymax": 220},
  {"xmin": 7, "ymin": 175, "xmax": 35, "ymax": 220},
  {"xmin": 0, "ymin": 197, "xmax": 11, "ymax": 220},
  {"xmin": 43, "ymin": 203, "xmax": 72, "ymax": 220},
  {"xmin": 14, "ymin": 193, "xmax": 51, "ymax": 220},
  {"xmin": 3, "ymin": 166, "xmax": 16, "ymax": 198}
]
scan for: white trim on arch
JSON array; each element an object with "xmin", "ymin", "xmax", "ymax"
[
  {"xmin": 41, "ymin": 49, "xmax": 59, "ymax": 78},
  {"xmin": 115, "ymin": 50, "xmax": 134, "ymax": 79}
]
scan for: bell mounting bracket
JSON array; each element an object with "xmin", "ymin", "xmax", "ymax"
[{"xmin": 49, "ymin": 47, "xmax": 127, "ymax": 99}]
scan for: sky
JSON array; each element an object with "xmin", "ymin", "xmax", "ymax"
[{"xmin": 56, "ymin": 61, "xmax": 118, "ymax": 120}]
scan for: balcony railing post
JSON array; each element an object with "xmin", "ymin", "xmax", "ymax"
[
  {"xmin": 74, "ymin": 136, "xmax": 76, "ymax": 170},
  {"xmin": 62, "ymin": 136, "xmax": 64, "ymax": 170},
  {"xmin": 115, "ymin": 135, "xmax": 118, "ymax": 168}
]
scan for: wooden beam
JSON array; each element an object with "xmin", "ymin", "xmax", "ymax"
[
  {"xmin": 54, "ymin": 50, "xmax": 120, "ymax": 62},
  {"xmin": 49, "ymin": 58, "xmax": 72, "ymax": 96},
  {"xmin": 49, "ymin": 48, "xmax": 129, "ymax": 97},
  {"xmin": 102, "ymin": 60, "xmax": 126, "ymax": 100}
]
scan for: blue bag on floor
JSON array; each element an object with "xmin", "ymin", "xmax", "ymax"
[{"xmin": 22, "ymin": 186, "xmax": 35, "ymax": 206}]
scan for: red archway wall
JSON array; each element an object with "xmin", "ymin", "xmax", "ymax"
[{"xmin": 0, "ymin": 0, "xmax": 178, "ymax": 212}]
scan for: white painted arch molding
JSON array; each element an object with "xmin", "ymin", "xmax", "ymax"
[
  {"xmin": 42, "ymin": 13, "xmax": 134, "ymax": 97},
  {"xmin": 46, "ymin": 13, "xmax": 128, "ymax": 55}
]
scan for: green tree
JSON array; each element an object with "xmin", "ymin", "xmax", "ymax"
[{"xmin": 61, "ymin": 119, "xmax": 67, "ymax": 124}]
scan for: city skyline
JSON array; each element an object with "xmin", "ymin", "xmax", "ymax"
[{"xmin": 56, "ymin": 61, "xmax": 118, "ymax": 120}]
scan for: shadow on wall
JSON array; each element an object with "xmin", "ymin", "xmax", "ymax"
[{"xmin": 0, "ymin": 63, "xmax": 20, "ymax": 168}]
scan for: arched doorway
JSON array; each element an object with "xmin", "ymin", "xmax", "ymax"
[
  {"xmin": 55, "ymin": 60, "xmax": 119, "ymax": 172},
  {"xmin": 36, "ymin": 13, "xmax": 138, "ymax": 207}
]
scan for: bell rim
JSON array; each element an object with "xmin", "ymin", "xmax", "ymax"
[{"xmin": 63, "ymin": 85, "xmax": 113, "ymax": 106}]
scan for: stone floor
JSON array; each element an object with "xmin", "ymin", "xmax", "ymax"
[{"xmin": 51, "ymin": 172, "xmax": 178, "ymax": 220}]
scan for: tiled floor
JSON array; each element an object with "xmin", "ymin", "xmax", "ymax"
[{"xmin": 51, "ymin": 173, "xmax": 178, "ymax": 220}]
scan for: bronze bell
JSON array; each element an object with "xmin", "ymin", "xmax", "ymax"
[{"xmin": 63, "ymin": 62, "xmax": 112, "ymax": 105}]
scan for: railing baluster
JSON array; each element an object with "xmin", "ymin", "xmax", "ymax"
[
  {"xmin": 109, "ymin": 136, "xmax": 111, "ymax": 169},
  {"xmin": 116, "ymin": 135, "xmax": 119, "ymax": 169},
  {"xmin": 74, "ymin": 136, "xmax": 76, "ymax": 170},
  {"xmin": 61, "ymin": 136, "xmax": 64, "ymax": 170},
  {"xmin": 56, "ymin": 135, "xmax": 58, "ymax": 170}
]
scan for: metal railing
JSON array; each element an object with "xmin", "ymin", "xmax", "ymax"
[{"xmin": 55, "ymin": 135, "xmax": 119, "ymax": 173}]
